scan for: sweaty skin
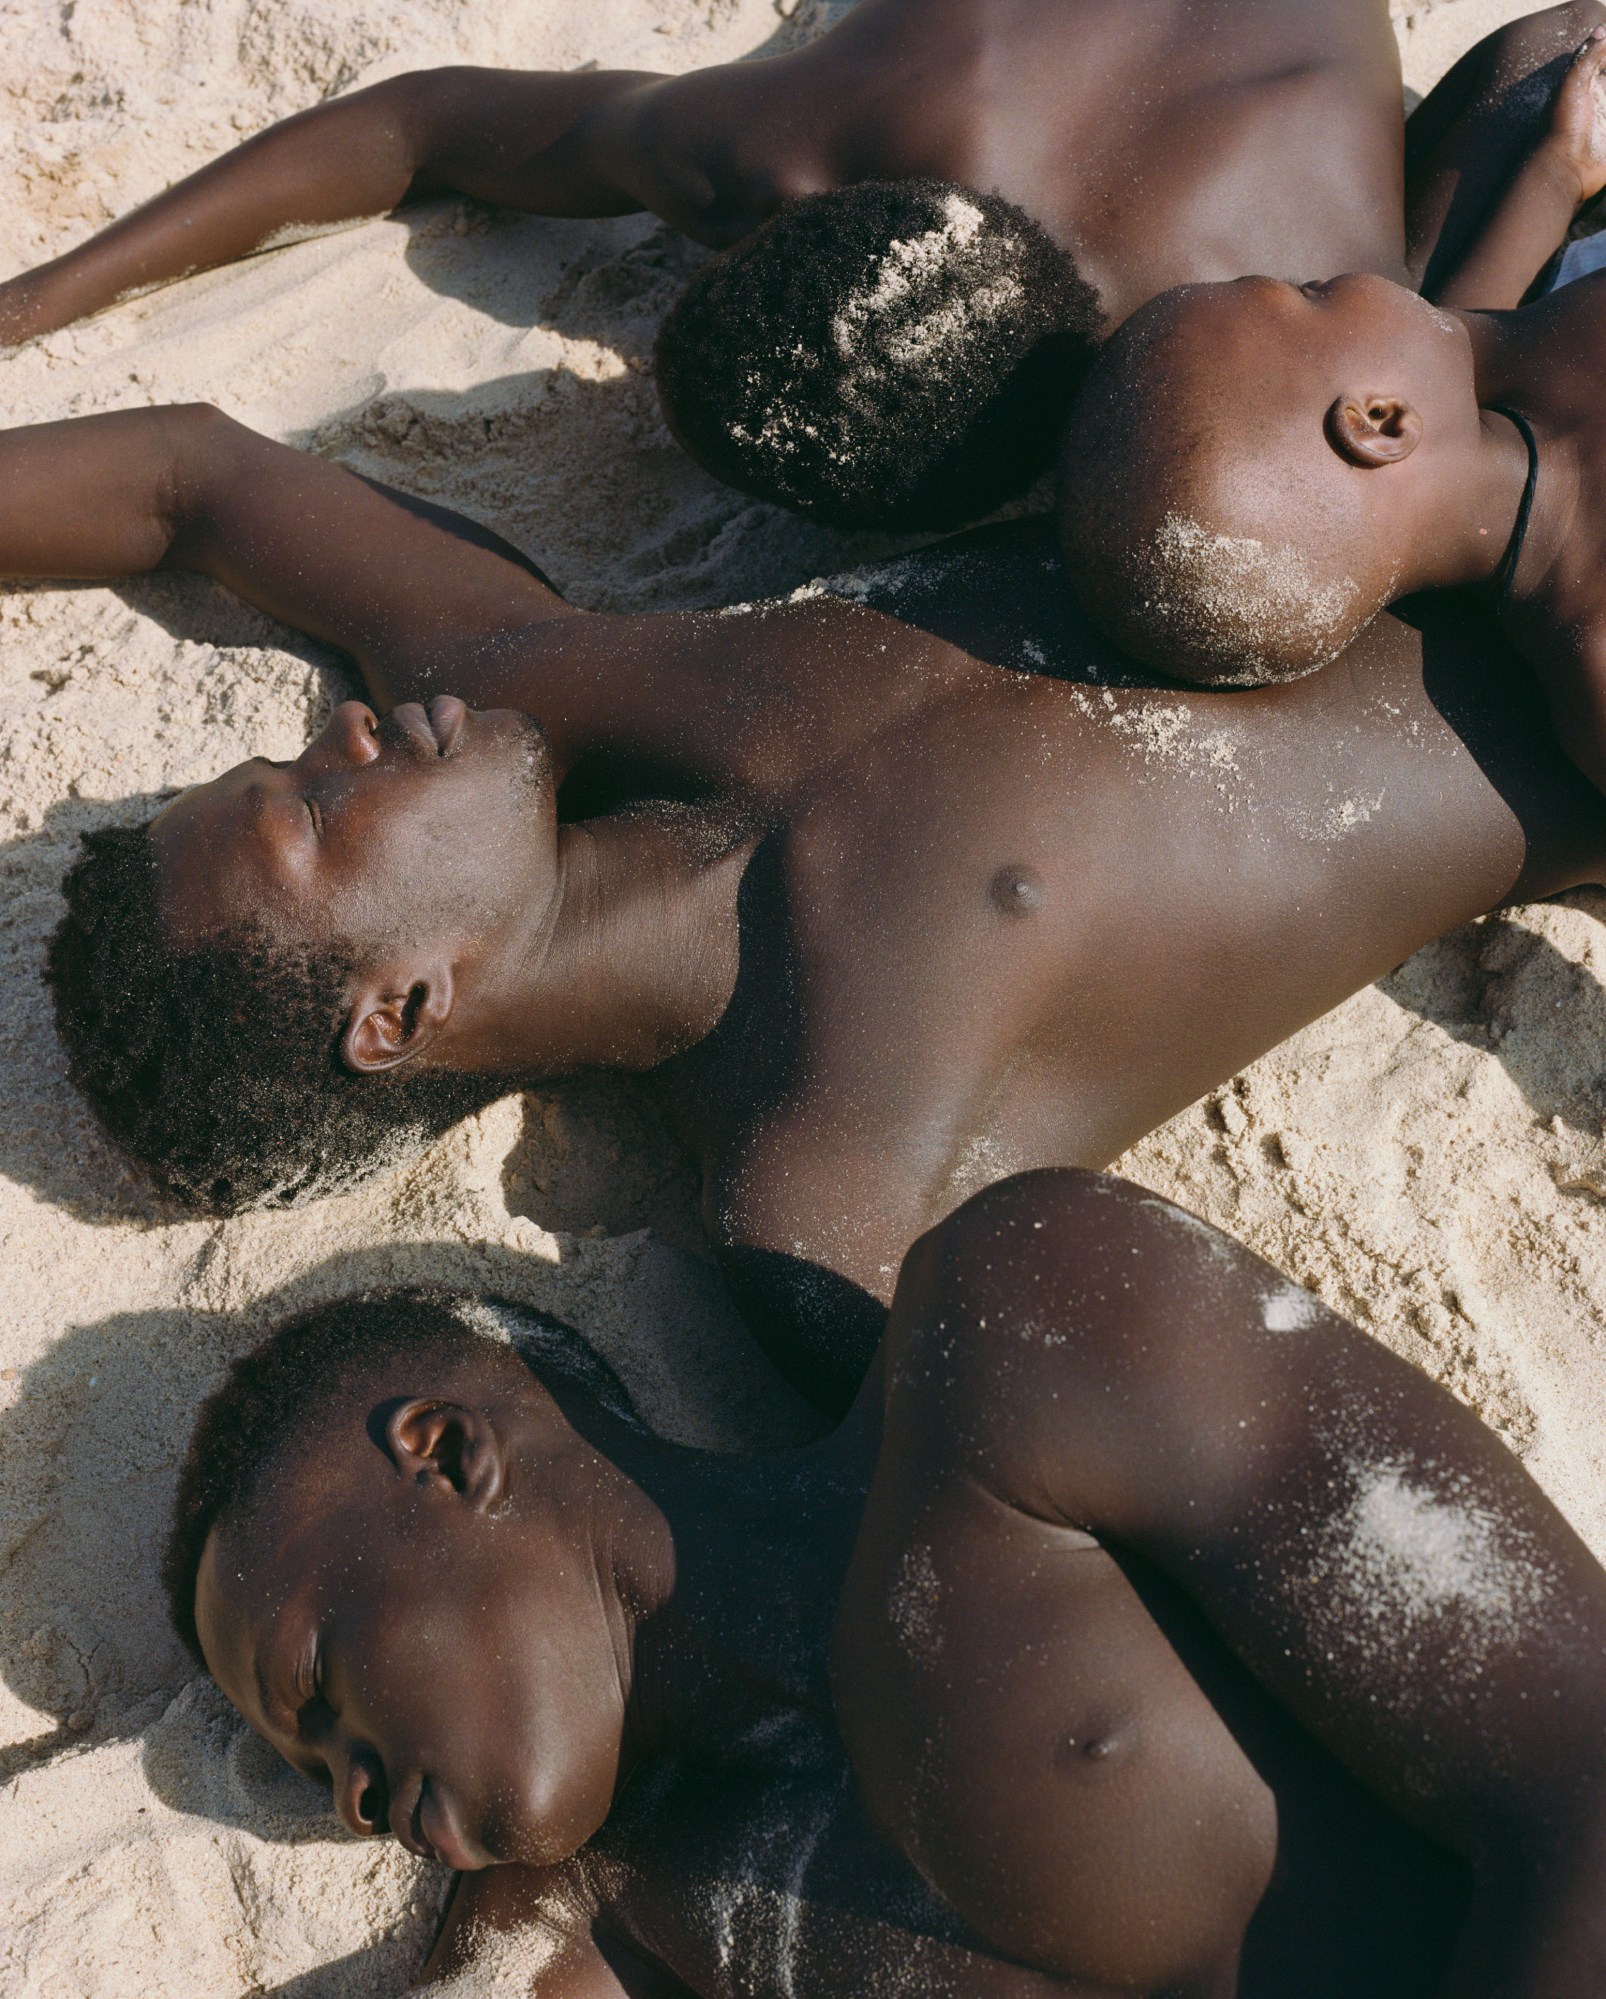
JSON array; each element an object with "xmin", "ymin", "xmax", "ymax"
[
  {"xmin": 192, "ymin": 1172, "xmax": 1606, "ymax": 1999},
  {"xmin": 13, "ymin": 402, "xmax": 1606, "ymax": 1412}
]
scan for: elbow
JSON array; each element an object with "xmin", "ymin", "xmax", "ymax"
[
  {"xmin": 372, "ymin": 66, "xmax": 498, "ymax": 165},
  {"xmin": 154, "ymin": 402, "xmax": 247, "ymax": 547}
]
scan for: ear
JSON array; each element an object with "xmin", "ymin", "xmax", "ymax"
[
  {"xmin": 1324, "ymin": 393, "xmax": 1422, "ymax": 468},
  {"xmin": 341, "ymin": 963, "xmax": 455, "ymax": 1075},
  {"xmin": 384, "ymin": 1398, "xmax": 506, "ymax": 1512}
]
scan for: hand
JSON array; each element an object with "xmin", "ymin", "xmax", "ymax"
[{"xmin": 1542, "ymin": 25, "xmax": 1606, "ymax": 205}]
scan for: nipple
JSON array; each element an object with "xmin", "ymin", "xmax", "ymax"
[{"xmin": 990, "ymin": 863, "xmax": 1043, "ymax": 916}]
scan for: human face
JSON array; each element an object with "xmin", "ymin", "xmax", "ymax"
[
  {"xmin": 1062, "ymin": 273, "xmax": 1476, "ymax": 678},
  {"xmin": 194, "ymin": 1398, "xmax": 632, "ymax": 1872},
  {"xmin": 149, "ymin": 697, "xmax": 556, "ymax": 963},
  {"xmin": 1134, "ymin": 272, "xmax": 1476, "ymax": 471}
]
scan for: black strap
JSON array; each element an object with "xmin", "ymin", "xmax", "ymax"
[{"xmin": 1486, "ymin": 403, "xmax": 1539, "ymax": 605}]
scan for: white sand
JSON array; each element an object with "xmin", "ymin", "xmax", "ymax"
[{"xmin": 0, "ymin": 0, "xmax": 1601, "ymax": 1990}]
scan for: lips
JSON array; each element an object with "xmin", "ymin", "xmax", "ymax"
[
  {"xmin": 383, "ymin": 697, "xmax": 469, "ymax": 758},
  {"xmin": 404, "ymin": 1777, "xmax": 490, "ymax": 1872},
  {"xmin": 426, "ymin": 695, "xmax": 468, "ymax": 756}
]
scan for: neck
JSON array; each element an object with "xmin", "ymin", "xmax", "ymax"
[
  {"xmin": 1404, "ymin": 309, "xmax": 1538, "ymax": 595},
  {"xmin": 609, "ymin": 1420, "xmax": 874, "ymax": 1770},
  {"xmin": 1458, "ymin": 302, "xmax": 1578, "ymax": 609},
  {"xmin": 454, "ymin": 804, "xmax": 758, "ymax": 1077}
]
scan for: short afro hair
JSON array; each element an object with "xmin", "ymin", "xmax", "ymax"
[
  {"xmin": 654, "ymin": 178, "xmax": 1104, "ymax": 531},
  {"xmin": 47, "ymin": 820, "xmax": 501, "ymax": 1214},
  {"xmin": 165, "ymin": 1288, "xmax": 641, "ymax": 1663}
]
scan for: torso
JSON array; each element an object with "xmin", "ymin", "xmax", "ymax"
[
  {"xmin": 622, "ymin": 526, "xmax": 1606, "ymax": 1401},
  {"xmin": 637, "ymin": 0, "xmax": 1410, "ymax": 315},
  {"xmin": 579, "ymin": 1458, "xmax": 1464, "ymax": 1997}
]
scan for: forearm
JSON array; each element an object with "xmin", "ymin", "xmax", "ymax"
[
  {"xmin": 1427, "ymin": 141, "xmax": 1582, "ymax": 306},
  {"xmin": 0, "ymin": 404, "xmax": 562, "ymax": 696},
  {"xmin": 0, "ymin": 66, "xmax": 652, "ymax": 346}
]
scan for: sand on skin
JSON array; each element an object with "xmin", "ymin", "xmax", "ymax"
[{"xmin": 0, "ymin": 0, "xmax": 1601, "ymax": 1991}]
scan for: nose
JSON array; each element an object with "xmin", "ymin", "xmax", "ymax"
[
  {"xmin": 333, "ymin": 1744, "xmax": 390, "ymax": 1838},
  {"xmin": 316, "ymin": 700, "xmax": 381, "ymax": 768}
]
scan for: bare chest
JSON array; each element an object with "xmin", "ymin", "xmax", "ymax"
[{"xmin": 588, "ymin": 1723, "xmax": 1092, "ymax": 1999}]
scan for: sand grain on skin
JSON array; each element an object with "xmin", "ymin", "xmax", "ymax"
[{"xmin": 2, "ymin": 1, "xmax": 1606, "ymax": 1993}]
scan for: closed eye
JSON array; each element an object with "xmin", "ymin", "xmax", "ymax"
[{"xmin": 292, "ymin": 1642, "xmax": 331, "ymax": 1734}]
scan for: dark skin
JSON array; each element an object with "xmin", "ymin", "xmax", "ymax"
[
  {"xmin": 14, "ymin": 399, "xmax": 1606, "ymax": 1411},
  {"xmin": 194, "ymin": 1170, "xmax": 1606, "ymax": 1998},
  {"xmin": 0, "ymin": 0, "xmax": 1597, "ymax": 355},
  {"xmin": 1071, "ymin": 257, "xmax": 1606, "ymax": 795},
  {"xmin": 1054, "ymin": 25, "xmax": 1606, "ymax": 788}
]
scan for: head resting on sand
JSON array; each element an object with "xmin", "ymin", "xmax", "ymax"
[
  {"xmin": 655, "ymin": 178, "xmax": 1104, "ymax": 531},
  {"xmin": 48, "ymin": 697, "xmax": 556, "ymax": 1212},
  {"xmin": 169, "ymin": 1288, "xmax": 661, "ymax": 1871},
  {"xmin": 1056, "ymin": 274, "xmax": 1485, "ymax": 686}
]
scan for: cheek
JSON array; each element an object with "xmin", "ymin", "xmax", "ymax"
[
  {"xmin": 462, "ymin": 1573, "xmax": 624, "ymax": 1865},
  {"xmin": 381, "ymin": 782, "xmax": 549, "ymax": 921}
]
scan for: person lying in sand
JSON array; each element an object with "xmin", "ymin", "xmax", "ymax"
[
  {"xmin": 30, "ymin": 398, "xmax": 1606, "ymax": 1416},
  {"xmin": 0, "ymin": 1, "xmax": 1596, "ymax": 530},
  {"xmin": 175, "ymin": 1169, "xmax": 1606, "ymax": 1999},
  {"xmin": 1056, "ymin": 22, "xmax": 1606, "ymax": 806}
]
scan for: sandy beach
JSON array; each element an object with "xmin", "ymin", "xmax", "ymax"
[{"xmin": 2, "ymin": 0, "xmax": 1603, "ymax": 1990}]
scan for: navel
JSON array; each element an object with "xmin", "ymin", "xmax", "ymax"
[{"xmin": 990, "ymin": 863, "xmax": 1043, "ymax": 916}]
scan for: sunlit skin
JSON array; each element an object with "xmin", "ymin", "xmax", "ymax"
[
  {"xmin": 0, "ymin": 0, "xmax": 1409, "ymax": 353},
  {"xmin": 14, "ymin": 397, "xmax": 1606, "ymax": 1413},
  {"xmin": 1069, "ymin": 257, "xmax": 1606, "ymax": 796},
  {"xmin": 5, "ymin": 1, "xmax": 1606, "ymax": 359},
  {"xmin": 190, "ymin": 1171, "xmax": 1606, "ymax": 1998},
  {"xmin": 1054, "ymin": 28, "xmax": 1606, "ymax": 793}
]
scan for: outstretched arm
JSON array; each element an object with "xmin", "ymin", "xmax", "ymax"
[
  {"xmin": 1408, "ymin": 6, "xmax": 1606, "ymax": 306},
  {"xmin": 0, "ymin": 61, "xmax": 757, "ymax": 347},
  {"xmin": 868, "ymin": 1170, "xmax": 1606, "ymax": 1999},
  {"xmin": 0, "ymin": 402, "xmax": 571, "ymax": 709}
]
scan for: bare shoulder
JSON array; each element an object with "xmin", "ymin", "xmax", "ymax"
[{"xmin": 878, "ymin": 1169, "xmax": 1317, "ymax": 1512}]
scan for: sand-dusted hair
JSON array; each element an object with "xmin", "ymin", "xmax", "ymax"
[{"xmin": 656, "ymin": 179, "xmax": 1104, "ymax": 531}]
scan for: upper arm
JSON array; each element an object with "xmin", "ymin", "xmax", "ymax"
[
  {"xmin": 578, "ymin": 58, "xmax": 829, "ymax": 246},
  {"xmin": 882, "ymin": 1172, "xmax": 1606, "ymax": 1868},
  {"xmin": 404, "ymin": 60, "xmax": 809, "ymax": 247},
  {"xmin": 1405, "ymin": 2, "xmax": 1605, "ymax": 292},
  {"xmin": 162, "ymin": 407, "xmax": 575, "ymax": 708}
]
